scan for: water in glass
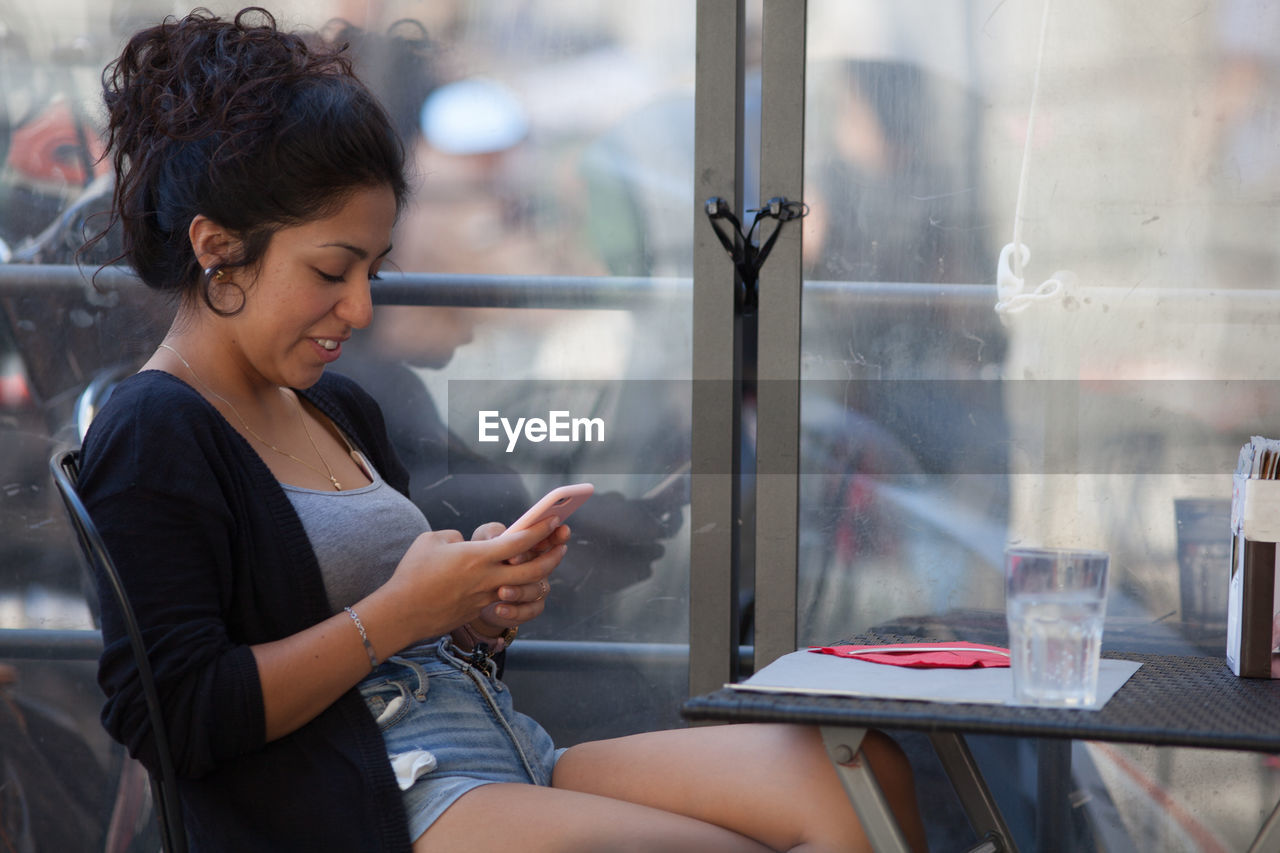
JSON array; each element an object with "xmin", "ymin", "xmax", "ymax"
[{"xmin": 1007, "ymin": 594, "xmax": 1104, "ymax": 706}]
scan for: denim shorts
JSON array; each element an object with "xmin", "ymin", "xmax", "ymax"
[{"xmin": 356, "ymin": 637, "xmax": 562, "ymax": 842}]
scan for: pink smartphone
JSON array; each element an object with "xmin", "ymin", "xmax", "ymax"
[{"xmin": 507, "ymin": 483, "xmax": 595, "ymax": 532}]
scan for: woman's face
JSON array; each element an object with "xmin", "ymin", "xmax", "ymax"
[{"xmin": 223, "ymin": 183, "xmax": 397, "ymax": 390}]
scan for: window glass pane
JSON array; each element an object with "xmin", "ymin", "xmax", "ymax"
[
  {"xmin": 323, "ymin": 1, "xmax": 696, "ymax": 744},
  {"xmin": 800, "ymin": 0, "xmax": 1004, "ymax": 645},
  {"xmin": 0, "ymin": 5, "xmax": 134, "ymax": 841},
  {"xmin": 801, "ymin": 0, "xmax": 1280, "ymax": 847}
]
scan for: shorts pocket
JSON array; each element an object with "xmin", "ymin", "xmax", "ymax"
[{"xmin": 358, "ymin": 676, "xmax": 415, "ymax": 731}]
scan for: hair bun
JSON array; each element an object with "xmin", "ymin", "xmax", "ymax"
[
  {"xmin": 105, "ymin": 8, "xmax": 344, "ymax": 163},
  {"xmin": 92, "ymin": 7, "xmax": 407, "ymax": 302}
]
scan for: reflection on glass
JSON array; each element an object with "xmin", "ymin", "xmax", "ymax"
[
  {"xmin": 338, "ymin": 1, "xmax": 697, "ymax": 746},
  {"xmin": 800, "ymin": 1, "xmax": 1006, "ymax": 647},
  {"xmin": 800, "ymin": 0, "xmax": 1280, "ymax": 641},
  {"xmin": 328, "ymin": 3, "xmax": 697, "ymax": 659},
  {"xmin": 801, "ymin": 1, "xmax": 1280, "ymax": 847}
]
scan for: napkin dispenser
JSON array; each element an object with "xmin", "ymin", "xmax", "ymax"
[{"xmin": 1227, "ymin": 476, "xmax": 1280, "ymax": 678}]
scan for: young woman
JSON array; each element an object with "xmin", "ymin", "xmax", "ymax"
[{"xmin": 78, "ymin": 8, "xmax": 926, "ymax": 851}]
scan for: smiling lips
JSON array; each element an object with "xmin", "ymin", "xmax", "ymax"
[{"xmin": 311, "ymin": 337, "xmax": 345, "ymax": 363}]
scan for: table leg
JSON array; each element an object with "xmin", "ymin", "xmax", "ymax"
[
  {"xmin": 1248, "ymin": 797, "xmax": 1280, "ymax": 853},
  {"xmin": 1036, "ymin": 739, "xmax": 1072, "ymax": 853},
  {"xmin": 927, "ymin": 732, "xmax": 1020, "ymax": 853},
  {"xmin": 819, "ymin": 726, "xmax": 911, "ymax": 853}
]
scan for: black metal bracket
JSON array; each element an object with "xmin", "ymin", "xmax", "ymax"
[{"xmin": 704, "ymin": 196, "xmax": 808, "ymax": 314}]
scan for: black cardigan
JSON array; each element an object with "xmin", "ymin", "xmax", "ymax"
[{"xmin": 79, "ymin": 369, "xmax": 413, "ymax": 852}]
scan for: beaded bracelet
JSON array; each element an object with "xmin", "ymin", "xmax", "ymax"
[{"xmin": 343, "ymin": 606, "xmax": 379, "ymax": 669}]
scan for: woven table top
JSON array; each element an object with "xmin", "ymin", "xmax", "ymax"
[{"xmin": 683, "ymin": 636, "xmax": 1280, "ymax": 753}]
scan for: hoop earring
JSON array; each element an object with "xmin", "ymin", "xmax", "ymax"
[{"xmin": 201, "ymin": 265, "xmax": 244, "ymax": 316}]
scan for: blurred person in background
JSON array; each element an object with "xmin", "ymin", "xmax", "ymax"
[{"xmin": 338, "ymin": 21, "xmax": 685, "ymax": 639}]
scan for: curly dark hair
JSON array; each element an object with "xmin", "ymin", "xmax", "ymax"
[{"xmin": 92, "ymin": 7, "xmax": 409, "ymax": 311}]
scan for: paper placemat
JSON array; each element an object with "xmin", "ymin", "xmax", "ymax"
[{"xmin": 729, "ymin": 649, "xmax": 1142, "ymax": 710}]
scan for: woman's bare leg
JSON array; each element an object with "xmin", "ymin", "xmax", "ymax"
[
  {"xmin": 415, "ymin": 724, "xmax": 926, "ymax": 852},
  {"xmin": 551, "ymin": 723, "xmax": 927, "ymax": 853},
  {"xmin": 415, "ymin": 782, "xmax": 773, "ymax": 852}
]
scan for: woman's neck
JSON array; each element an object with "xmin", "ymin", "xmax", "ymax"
[{"xmin": 150, "ymin": 325, "xmax": 287, "ymax": 420}]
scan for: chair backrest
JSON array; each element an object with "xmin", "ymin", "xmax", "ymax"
[{"xmin": 49, "ymin": 449, "xmax": 189, "ymax": 853}]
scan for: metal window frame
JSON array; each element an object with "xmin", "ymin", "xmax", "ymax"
[
  {"xmin": 688, "ymin": 0, "xmax": 808, "ymax": 687},
  {"xmin": 689, "ymin": 0, "xmax": 746, "ymax": 696},
  {"xmin": 753, "ymin": 0, "xmax": 806, "ymax": 671}
]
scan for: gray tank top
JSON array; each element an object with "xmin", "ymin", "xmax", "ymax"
[{"xmin": 282, "ymin": 452, "xmax": 432, "ymax": 613}]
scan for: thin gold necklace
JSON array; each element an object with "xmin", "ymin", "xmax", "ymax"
[{"xmin": 158, "ymin": 343, "xmax": 342, "ymax": 490}]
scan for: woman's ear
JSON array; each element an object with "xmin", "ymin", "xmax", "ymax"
[{"xmin": 188, "ymin": 215, "xmax": 240, "ymax": 271}]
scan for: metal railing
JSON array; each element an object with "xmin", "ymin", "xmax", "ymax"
[
  {"xmin": 0, "ymin": 628, "xmax": 102, "ymax": 660},
  {"xmin": 0, "ymin": 264, "xmax": 690, "ymax": 310},
  {"xmin": 0, "ymin": 262, "xmax": 1015, "ymax": 310},
  {"xmin": 0, "ymin": 628, "xmax": 757, "ymax": 675}
]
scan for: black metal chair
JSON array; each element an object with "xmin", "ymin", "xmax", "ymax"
[{"xmin": 49, "ymin": 449, "xmax": 188, "ymax": 853}]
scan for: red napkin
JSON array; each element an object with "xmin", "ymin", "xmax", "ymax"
[{"xmin": 810, "ymin": 641, "xmax": 1011, "ymax": 669}]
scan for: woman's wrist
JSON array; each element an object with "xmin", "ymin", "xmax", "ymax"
[
  {"xmin": 343, "ymin": 606, "xmax": 379, "ymax": 669},
  {"xmin": 350, "ymin": 587, "xmax": 420, "ymax": 666}
]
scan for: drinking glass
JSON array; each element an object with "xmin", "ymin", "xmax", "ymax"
[{"xmin": 1005, "ymin": 546, "xmax": 1110, "ymax": 706}]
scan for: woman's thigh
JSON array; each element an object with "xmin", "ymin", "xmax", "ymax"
[
  {"xmin": 415, "ymin": 723, "xmax": 926, "ymax": 853},
  {"xmin": 549, "ymin": 723, "xmax": 925, "ymax": 853},
  {"xmin": 413, "ymin": 781, "xmax": 772, "ymax": 853}
]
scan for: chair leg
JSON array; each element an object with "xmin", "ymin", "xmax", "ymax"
[{"xmin": 150, "ymin": 775, "xmax": 187, "ymax": 853}]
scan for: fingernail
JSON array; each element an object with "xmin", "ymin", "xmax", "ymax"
[
  {"xmin": 499, "ymin": 587, "xmax": 519, "ymax": 601},
  {"xmin": 496, "ymin": 606, "xmax": 513, "ymax": 619}
]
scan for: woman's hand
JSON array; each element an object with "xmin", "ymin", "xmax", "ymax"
[
  {"xmin": 367, "ymin": 518, "xmax": 567, "ymax": 652},
  {"xmin": 469, "ymin": 521, "xmax": 571, "ymax": 629},
  {"xmin": 253, "ymin": 518, "xmax": 564, "ymax": 743}
]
